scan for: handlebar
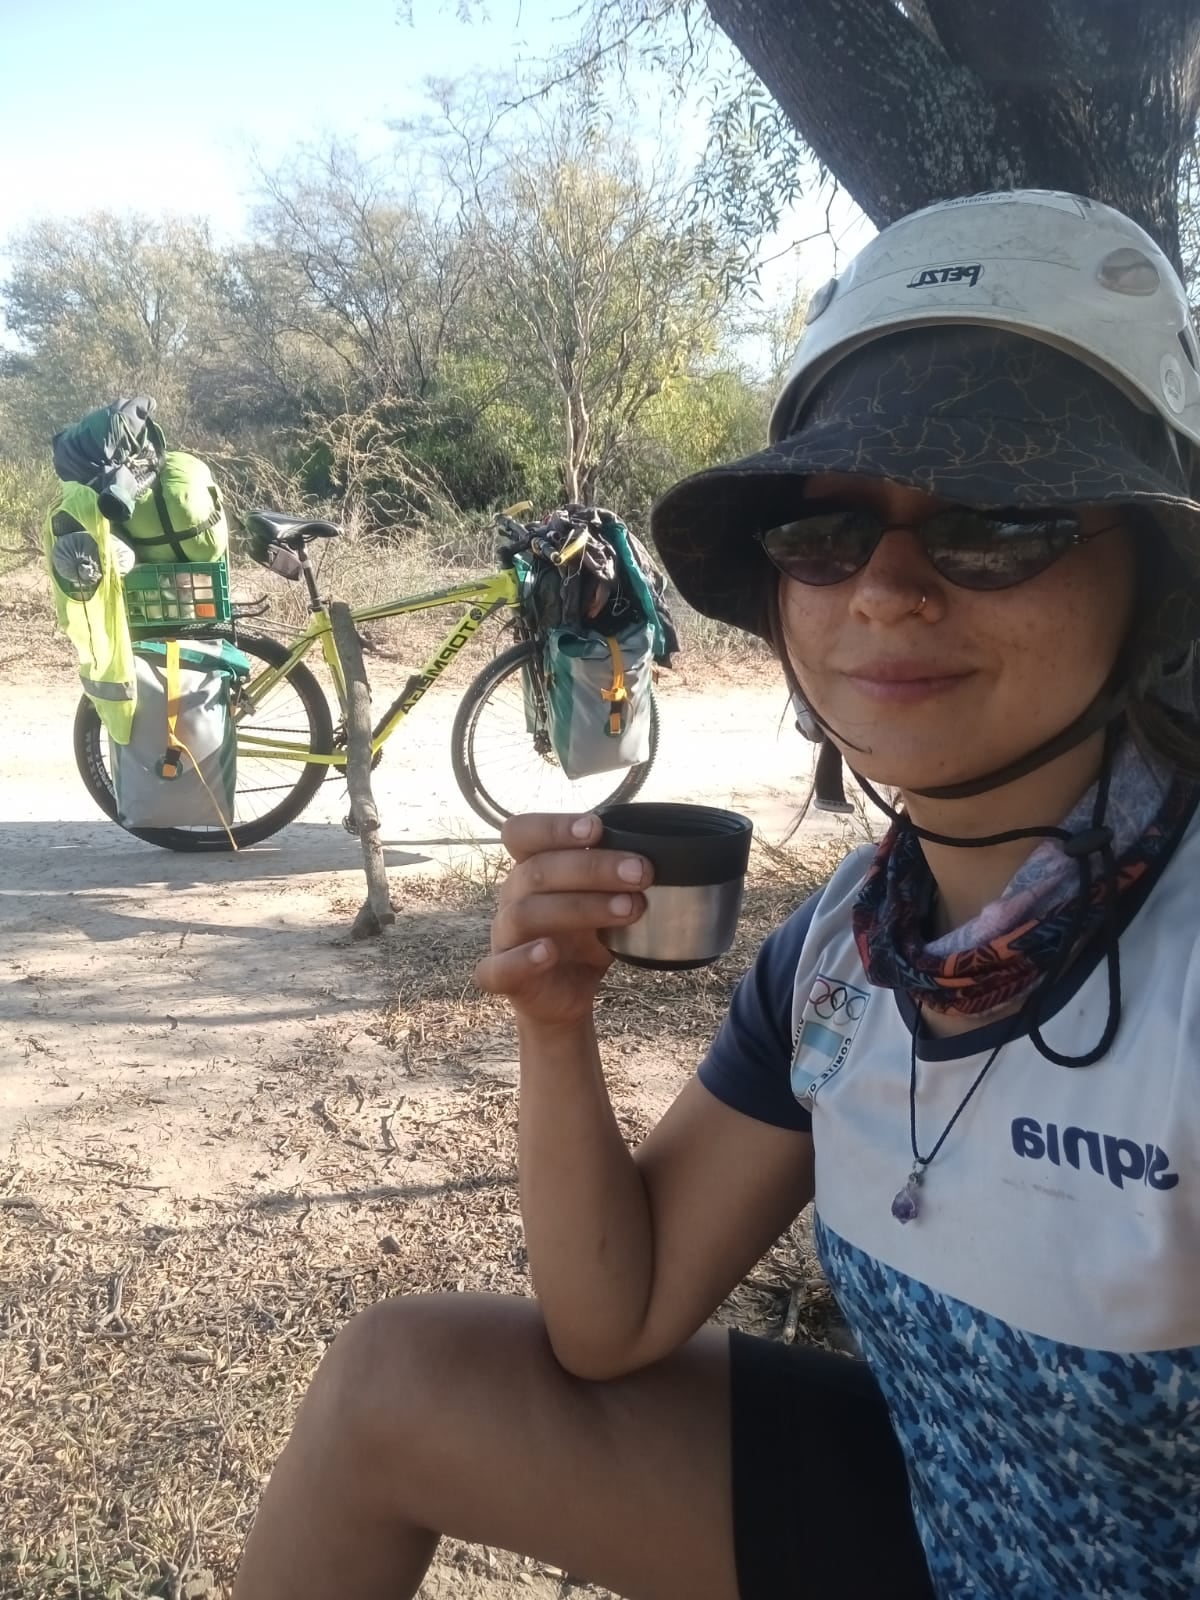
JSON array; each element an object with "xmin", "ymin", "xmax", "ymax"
[
  {"xmin": 545, "ymin": 527, "xmax": 591, "ymax": 566},
  {"xmin": 494, "ymin": 514, "xmax": 532, "ymax": 543},
  {"xmin": 494, "ymin": 504, "xmax": 607, "ymax": 567}
]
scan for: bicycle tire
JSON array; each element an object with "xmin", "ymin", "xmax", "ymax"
[
  {"xmin": 451, "ymin": 639, "xmax": 658, "ymax": 829},
  {"xmin": 73, "ymin": 631, "xmax": 335, "ymax": 852}
]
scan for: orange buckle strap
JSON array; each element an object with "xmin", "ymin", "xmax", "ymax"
[
  {"xmin": 600, "ymin": 636, "xmax": 627, "ymax": 735},
  {"xmin": 157, "ymin": 638, "xmax": 184, "ymax": 779}
]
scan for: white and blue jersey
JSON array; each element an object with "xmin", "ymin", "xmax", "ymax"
[{"xmin": 700, "ymin": 803, "xmax": 1200, "ymax": 1599}]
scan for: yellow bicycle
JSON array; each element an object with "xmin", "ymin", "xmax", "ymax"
[{"xmin": 73, "ymin": 504, "xmax": 659, "ymax": 851}]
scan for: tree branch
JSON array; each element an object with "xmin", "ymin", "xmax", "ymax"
[
  {"xmin": 329, "ymin": 602, "xmax": 395, "ymax": 939},
  {"xmin": 705, "ymin": 0, "xmax": 1200, "ymax": 261},
  {"xmin": 704, "ymin": 0, "xmax": 993, "ymax": 224}
]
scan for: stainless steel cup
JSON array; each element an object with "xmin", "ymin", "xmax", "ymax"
[{"xmin": 597, "ymin": 802, "xmax": 754, "ymax": 970}]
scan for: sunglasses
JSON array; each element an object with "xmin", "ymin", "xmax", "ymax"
[{"xmin": 759, "ymin": 500, "xmax": 1117, "ymax": 591}]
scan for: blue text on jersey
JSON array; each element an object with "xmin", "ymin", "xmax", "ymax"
[{"xmin": 1011, "ymin": 1117, "xmax": 1179, "ymax": 1191}]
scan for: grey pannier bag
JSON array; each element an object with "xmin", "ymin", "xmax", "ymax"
[
  {"xmin": 110, "ymin": 640, "xmax": 249, "ymax": 829},
  {"xmin": 542, "ymin": 620, "xmax": 655, "ymax": 779}
]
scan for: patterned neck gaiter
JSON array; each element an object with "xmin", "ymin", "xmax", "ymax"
[{"xmin": 851, "ymin": 740, "xmax": 1195, "ymax": 1017}]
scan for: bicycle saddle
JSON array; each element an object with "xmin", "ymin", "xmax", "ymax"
[{"xmin": 244, "ymin": 509, "xmax": 341, "ymax": 545}]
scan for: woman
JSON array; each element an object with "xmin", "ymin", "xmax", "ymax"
[{"xmin": 233, "ymin": 191, "xmax": 1200, "ymax": 1600}]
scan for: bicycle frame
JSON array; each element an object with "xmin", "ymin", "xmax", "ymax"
[{"xmin": 235, "ymin": 557, "xmax": 523, "ymax": 767}]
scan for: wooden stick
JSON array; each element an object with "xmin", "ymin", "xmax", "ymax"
[
  {"xmin": 329, "ymin": 601, "xmax": 396, "ymax": 938},
  {"xmin": 782, "ymin": 1282, "xmax": 806, "ymax": 1344}
]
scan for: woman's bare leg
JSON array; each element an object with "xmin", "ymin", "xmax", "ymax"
[{"xmin": 233, "ymin": 1293, "xmax": 739, "ymax": 1600}]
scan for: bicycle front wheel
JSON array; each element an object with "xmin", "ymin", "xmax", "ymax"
[
  {"xmin": 451, "ymin": 640, "xmax": 658, "ymax": 829},
  {"xmin": 74, "ymin": 631, "xmax": 335, "ymax": 852}
]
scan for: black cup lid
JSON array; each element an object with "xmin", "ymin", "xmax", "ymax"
[{"xmin": 597, "ymin": 802, "xmax": 753, "ymax": 886}]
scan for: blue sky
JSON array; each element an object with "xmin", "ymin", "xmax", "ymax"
[
  {"xmin": 0, "ymin": 0, "xmax": 580, "ymax": 240},
  {"xmin": 0, "ymin": 0, "xmax": 870, "ymax": 321}
]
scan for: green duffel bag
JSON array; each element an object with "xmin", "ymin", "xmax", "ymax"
[
  {"xmin": 118, "ymin": 451, "xmax": 229, "ymax": 564},
  {"xmin": 543, "ymin": 621, "xmax": 654, "ymax": 780}
]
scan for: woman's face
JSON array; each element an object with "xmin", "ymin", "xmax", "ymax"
[{"xmin": 780, "ymin": 473, "xmax": 1138, "ymax": 792}]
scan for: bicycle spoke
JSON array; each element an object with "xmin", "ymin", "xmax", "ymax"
[{"xmin": 458, "ymin": 644, "xmax": 655, "ymax": 822}]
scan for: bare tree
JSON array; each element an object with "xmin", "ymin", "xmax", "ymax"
[
  {"xmin": 252, "ymin": 143, "xmax": 480, "ymax": 403},
  {"xmin": 449, "ymin": 109, "xmax": 738, "ymax": 502},
  {"xmin": 0, "ymin": 213, "xmax": 227, "ymax": 445},
  {"xmin": 0, "ymin": 92, "xmax": 779, "ymax": 524}
]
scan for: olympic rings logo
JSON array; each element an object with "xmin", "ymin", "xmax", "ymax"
[{"xmin": 808, "ymin": 978, "xmax": 868, "ymax": 1023}]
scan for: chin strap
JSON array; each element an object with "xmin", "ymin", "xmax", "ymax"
[
  {"xmin": 806, "ymin": 651, "xmax": 1134, "ymax": 809},
  {"xmin": 905, "ymin": 685, "xmax": 1130, "ymax": 801},
  {"xmin": 855, "ymin": 727, "xmax": 1122, "ymax": 1069}
]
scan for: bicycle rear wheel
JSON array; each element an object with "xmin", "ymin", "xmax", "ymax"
[
  {"xmin": 74, "ymin": 631, "xmax": 335, "ymax": 851},
  {"xmin": 451, "ymin": 639, "xmax": 657, "ymax": 829}
]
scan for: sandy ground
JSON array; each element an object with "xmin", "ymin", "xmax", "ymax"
[
  {"xmin": 0, "ymin": 626, "xmax": 862, "ymax": 1598},
  {"xmin": 1, "ymin": 661, "xmax": 855, "ymax": 1193}
]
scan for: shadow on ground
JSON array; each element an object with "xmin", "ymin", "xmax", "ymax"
[{"xmin": 0, "ymin": 818, "xmax": 456, "ymax": 893}]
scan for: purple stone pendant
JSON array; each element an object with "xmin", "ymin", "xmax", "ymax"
[{"xmin": 891, "ymin": 1169, "xmax": 923, "ymax": 1223}]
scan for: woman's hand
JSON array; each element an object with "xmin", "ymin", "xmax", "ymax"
[{"xmin": 475, "ymin": 812, "xmax": 651, "ymax": 1029}]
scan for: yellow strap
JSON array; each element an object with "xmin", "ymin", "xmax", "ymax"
[
  {"xmin": 552, "ymin": 527, "xmax": 592, "ymax": 566},
  {"xmin": 600, "ymin": 636, "xmax": 627, "ymax": 735},
  {"xmin": 159, "ymin": 639, "xmax": 239, "ymax": 850},
  {"xmin": 165, "ymin": 639, "xmax": 182, "ymax": 757}
]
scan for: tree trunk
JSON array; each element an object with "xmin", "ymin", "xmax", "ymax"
[
  {"xmin": 329, "ymin": 602, "xmax": 396, "ymax": 939},
  {"xmin": 704, "ymin": 0, "xmax": 1200, "ymax": 267}
]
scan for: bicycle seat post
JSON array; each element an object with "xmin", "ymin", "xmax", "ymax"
[{"xmin": 296, "ymin": 543, "xmax": 323, "ymax": 612}]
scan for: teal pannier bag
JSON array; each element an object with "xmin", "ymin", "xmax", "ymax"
[
  {"xmin": 543, "ymin": 621, "xmax": 654, "ymax": 779},
  {"xmin": 109, "ymin": 639, "xmax": 249, "ymax": 829}
]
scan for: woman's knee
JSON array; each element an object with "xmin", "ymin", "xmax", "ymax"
[
  {"xmin": 311, "ymin": 1292, "xmax": 547, "ymax": 1464},
  {"xmin": 273, "ymin": 1294, "xmax": 739, "ymax": 1597}
]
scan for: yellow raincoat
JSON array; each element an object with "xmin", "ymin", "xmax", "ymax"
[{"xmin": 42, "ymin": 482, "xmax": 136, "ymax": 743}]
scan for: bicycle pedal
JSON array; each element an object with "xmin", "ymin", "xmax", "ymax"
[{"xmin": 342, "ymin": 812, "xmax": 361, "ymax": 836}]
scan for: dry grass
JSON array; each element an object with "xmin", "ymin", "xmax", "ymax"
[
  {"xmin": 0, "ymin": 567, "xmax": 73, "ymax": 680},
  {"xmin": 1, "ymin": 832, "xmax": 851, "ymax": 1599},
  {"xmin": 0, "ymin": 459, "xmax": 59, "ymax": 571}
]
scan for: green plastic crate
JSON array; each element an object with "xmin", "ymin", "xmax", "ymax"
[{"xmin": 123, "ymin": 559, "xmax": 231, "ymax": 630}]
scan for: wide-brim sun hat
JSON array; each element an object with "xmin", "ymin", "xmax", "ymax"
[{"xmin": 650, "ymin": 190, "xmax": 1200, "ymax": 653}]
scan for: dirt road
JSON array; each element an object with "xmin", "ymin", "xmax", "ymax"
[{"xmin": 1, "ymin": 667, "xmax": 845, "ymax": 1184}]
